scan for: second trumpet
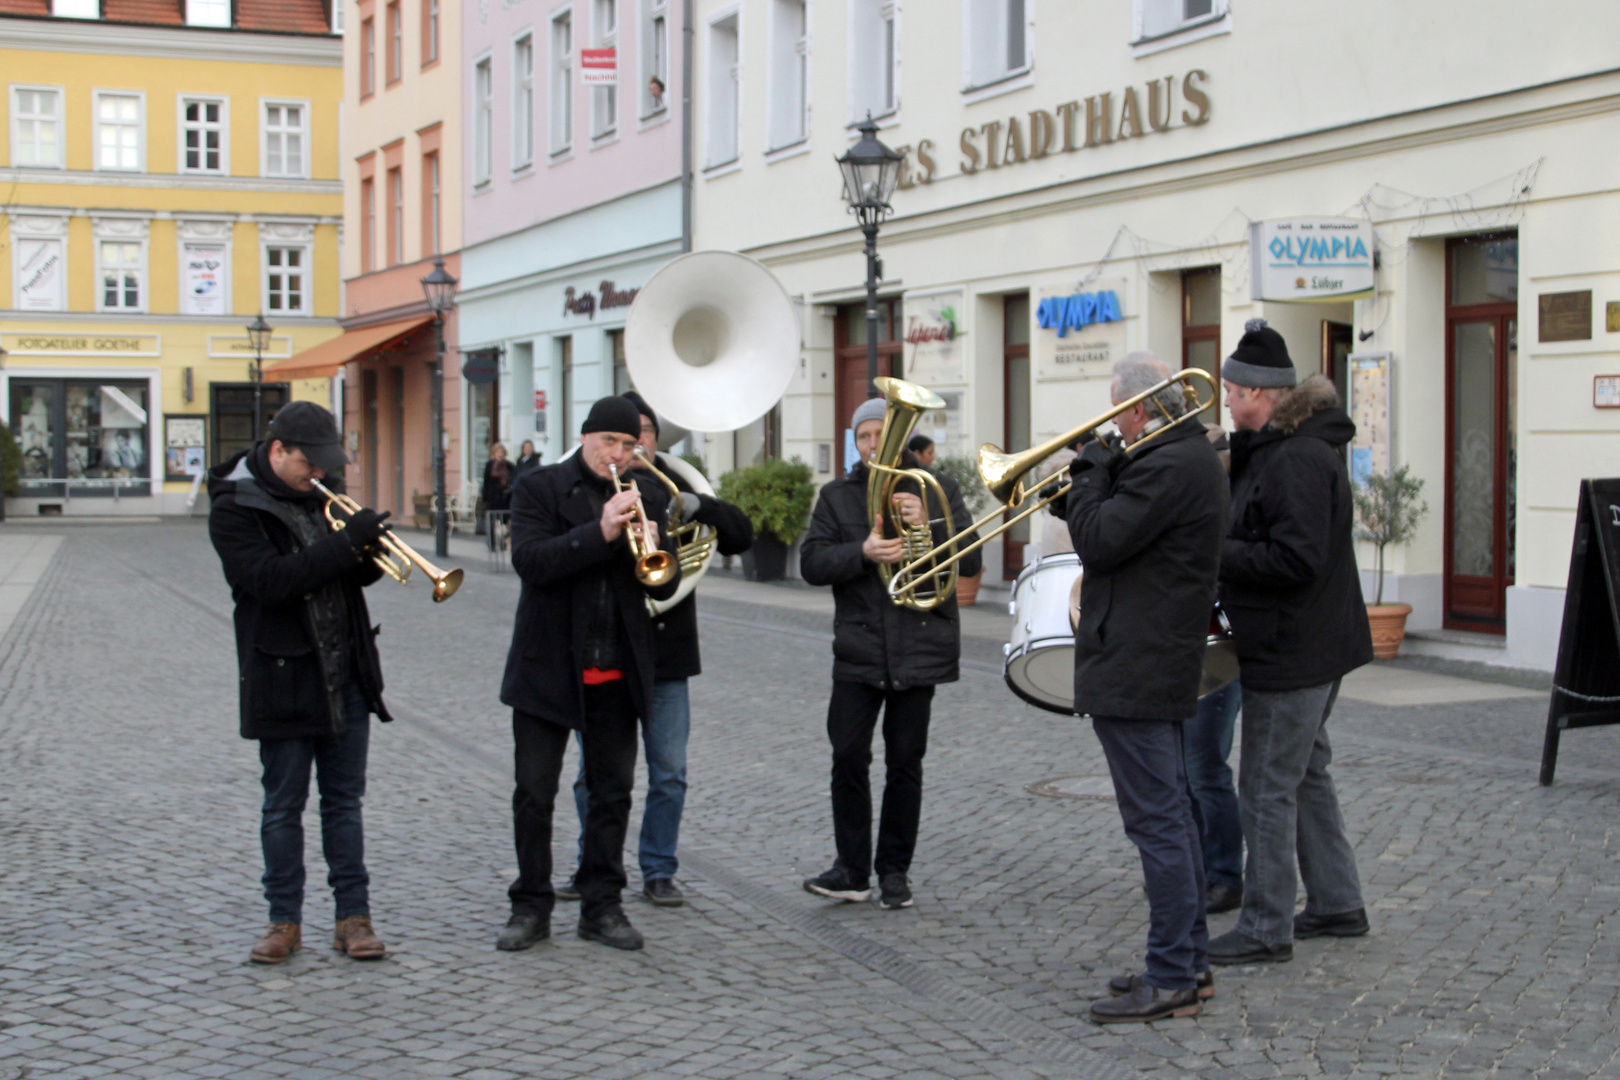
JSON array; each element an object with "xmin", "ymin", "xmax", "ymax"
[{"xmin": 609, "ymin": 462, "xmax": 678, "ymax": 588}]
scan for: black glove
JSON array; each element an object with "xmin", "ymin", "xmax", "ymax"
[
  {"xmin": 344, "ymin": 508, "xmax": 392, "ymax": 551},
  {"xmin": 1070, "ymin": 437, "xmax": 1120, "ymax": 476}
]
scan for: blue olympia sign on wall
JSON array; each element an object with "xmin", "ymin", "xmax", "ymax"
[{"xmin": 1037, "ymin": 290, "xmax": 1123, "ymax": 337}]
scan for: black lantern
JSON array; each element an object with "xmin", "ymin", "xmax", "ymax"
[
  {"xmin": 245, "ymin": 312, "xmax": 273, "ymax": 353},
  {"xmin": 420, "ymin": 258, "xmax": 459, "ymax": 556},
  {"xmin": 421, "ymin": 257, "xmax": 458, "ymax": 314},
  {"xmin": 836, "ymin": 114, "xmax": 903, "ymax": 228}
]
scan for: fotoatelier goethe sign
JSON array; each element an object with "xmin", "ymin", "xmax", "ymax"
[{"xmin": 1249, "ymin": 218, "xmax": 1375, "ymax": 302}]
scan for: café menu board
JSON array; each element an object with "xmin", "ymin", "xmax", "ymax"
[{"xmin": 1347, "ymin": 352, "xmax": 1390, "ymax": 486}]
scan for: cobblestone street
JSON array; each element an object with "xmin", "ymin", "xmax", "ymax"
[{"xmin": 3, "ymin": 521, "xmax": 1620, "ymax": 1080}]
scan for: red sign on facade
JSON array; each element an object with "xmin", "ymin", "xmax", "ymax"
[
  {"xmin": 534, "ymin": 389, "xmax": 547, "ymax": 410},
  {"xmin": 581, "ymin": 47, "xmax": 616, "ymax": 85}
]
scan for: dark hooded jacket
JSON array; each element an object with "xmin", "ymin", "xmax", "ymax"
[
  {"xmin": 499, "ymin": 452, "xmax": 681, "ymax": 728},
  {"xmin": 1066, "ymin": 422, "xmax": 1229, "ymax": 720},
  {"xmin": 798, "ymin": 462, "xmax": 981, "ymax": 691},
  {"xmin": 207, "ymin": 446, "xmax": 392, "ymax": 740},
  {"xmin": 647, "ymin": 452, "xmax": 754, "ymax": 680},
  {"xmin": 1220, "ymin": 375, "xmax": 1374, "ymax": 691}
]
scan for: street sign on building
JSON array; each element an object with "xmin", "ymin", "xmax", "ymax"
[{"xmin": 582, "ymin": 48, "xmax": 617, "ymax": 84}]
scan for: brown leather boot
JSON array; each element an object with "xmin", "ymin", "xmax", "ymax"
[
  {"xmin": 250, "ymin": 922, "xmax": 301, "ymax": 964},
  {"xmin": 332, "ymin": 915, "xmax": 387, "ymax": 959}
]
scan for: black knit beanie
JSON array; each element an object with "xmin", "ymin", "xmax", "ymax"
[
  {"xmin": 1222, "ymin": 318, "xmax": 1297, "ymax": 388},
  {"xmin": 580, "ymin": 395, "xmax": 642, "ymax": 438},
  {"xmin": 621, "ymin": 390, "xmax": 659, "ymax": 439}
]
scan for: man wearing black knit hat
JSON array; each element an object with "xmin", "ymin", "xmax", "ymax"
[
  {"xmin": 495, "ymin": 395, "xmax": 681, "ymax": 952},
  {"xmin": 1207, "ymin": 319, "xmax": 1374, "ymax": 966}
]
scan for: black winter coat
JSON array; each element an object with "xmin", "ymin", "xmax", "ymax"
[
  {"xmin": 799, "ymin": 464, "xmax": 981, "ymax": 690},
  {"xmin": 1067, "ymin": 422, "xmax": 1228, "ymax": 720},
  {"xmin": 499, "ymin": 452, "xmax": 681, "ymax": 728},
  {"xmin": 207, "ymin": 449, "xmax": 392, "ymax": 740},
  {"xmin": 1220, "ymin": 375, "xmax": 1374, "ymax": 691},
  {"xmin": 648, "ymin": 453, "xmax": 754, "ymax": 680}
]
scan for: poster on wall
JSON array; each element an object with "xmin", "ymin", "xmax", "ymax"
[
  {"xmin": 901, "ymin": 289, "xmax": 966, "ymax": 387},
  {"xmin": 181, "ymin": 243, "xmax": 228, "ymax": 316},
  {"xmin": 1032, "ymin": 277, "xmax": 1128, "ymax": 383},
  {"xmin": 165, "ymin": 415, "xmax": 207, "ymax": 481},
  {"xmin": 1347, "ymin": 352, "xmax": 1391, "ymax": 486},
  {"xmin": 16, "ymin": 238, "xmax": 64, "ymax": 311},
  {"xmin": 1249, "ymin": 218, "xmax": 1375, "ymax": 302}
]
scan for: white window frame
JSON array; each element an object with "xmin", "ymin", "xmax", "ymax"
[
  {"xmin": 10, "ymin": 215, "xmax": 70, "ymax": 312},
  {"xmin": 639, "ymin": 0, "xmax": 669, "ymax": 120},
  {"xmin": 176, "ymin": 219, "xmax": 234, "ymax": 317},
  {"xmin": 10, "ymin": 84, "xmax": 65, "ymax": 169},
  {"xmin": 512, "ymin": 31, "xmax": 536, "ymax": 170},
  {"xmin": 960, "ymin": 0, "xmax": 1031, "ymax": 96},
  {"xmin": 184, "ymin": 0, "xmax": 230, "ymax": 27},
  {"xmin": 176, "ymin": 94, "xmax": 229, "ymax": 175},
  {"xmin": 425, "ymin": 0, "xmax": 439, "ymax": 61},
  {"xmin": 590, "ymin": 0, "xmax": 618, "ymax": 141},
  {"xmin": 260, "ymin": 98, "xmax": 311, "ymax": 179},
  {"xmin": 332, "ymin": 0, "xmax": 343, "ymax": 33},
  {"xmin": 1130, "ymin": 0, "xmax": 1229, "ymax": 56},
  {"xmin": 846, "ymin": 0, "xmax": 897, "ymax": 124},
  {"xmin": 387, "ymin": 166, "xmax": 404, "ymax": 265},
  {"xmin": 261, "ymin": 236, "xmax": 314, "ymax": 318},
  {"xmin": 765, "ymin": 0, "xmax": 808, "ymax": 152},
  {"xmin": 93, "ymin": 89, "xmax": 146, "ymax": 173},
  {"xmin": 387, "ymin": 0, "xmax": 403, "ymax": 83},
  {"xmin": 473, "ymin": 53, "xmax": 494, "ymax": 184},
  {"xmin": 549, "ymin": 9, "xmax": 574, "ymax": 156},
  {"xmin": 426, "ymin": 151, "xmax": 442, "ymax": 254},
  {"xmin": 51, "ymin": 0, "xmax": 98, "ymax": 18},
  {"xmin": 94, "ymin": 228, "xmax": 149, "ymax": 314},
  {"xmin": 362, "ymin": 16, "xmax": 376, "ymax": 95},
  {"xmin": 703, "ymin": 7, "xmax": 740, "ymax": 171}
]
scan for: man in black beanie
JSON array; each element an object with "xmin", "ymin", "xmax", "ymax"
[
  {"xmin": 1208, "ymin": 319, "xmax": 1374, "ymax": 966},
  {"xmin": 495, "ymin": 395, "xmax": 681, "ymax": 952}
]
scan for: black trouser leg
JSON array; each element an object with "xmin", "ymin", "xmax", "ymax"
[
  {"xmin": 509, "ymin": 710, "xmax": 570, "ymax": 919},
  {"xmin": 827, "ymin": 680, "xmax": 884, "ymax": 881},
  {"xmin": 873, "ymin": 685, "xmax": 934, "ymax": 877},
  {"xmin": 577, "ymin": 681, "xmax": 640, "ymax": 920}
]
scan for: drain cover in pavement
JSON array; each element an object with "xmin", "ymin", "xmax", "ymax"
[{"xmin": 1025, "ymin": 775, "xmax": 1116, "ymax": 801}]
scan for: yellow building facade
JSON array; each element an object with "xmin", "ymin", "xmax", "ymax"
[{"xmin": 0, "ymin": 6, "xmax": 342, "ymax": 515}]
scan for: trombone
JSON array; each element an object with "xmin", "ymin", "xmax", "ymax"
[
  {"xmin": 608, "ymin": 462, "xmax": 678, "ymax": 588},
  {"xmin": 886, "ymin": 368, "xmax": 1218, "ymax": 604},
  {"xmin": 310, "ymin": 479, "xmax": 464, "ymax": 602}
]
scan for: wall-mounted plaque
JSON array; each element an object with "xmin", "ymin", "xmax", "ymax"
[
  {"xmin": 1539, "ymin": 290, "xmax": 1592, "ymax": 343},
  {"xmin": 1606, "ymin": 301, "xmax": 1620, "ymax": 334}
]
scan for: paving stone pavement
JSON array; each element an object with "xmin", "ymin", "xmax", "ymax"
[{"xmin": 4, "ymin": 521, "xmax": 1620, "ymax": 1080}]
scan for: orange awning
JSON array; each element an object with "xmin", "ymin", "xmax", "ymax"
[{"xmin": 264, "ymin": 316, "xmax": 433, "ymax": 379}]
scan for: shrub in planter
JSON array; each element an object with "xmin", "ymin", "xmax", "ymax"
[
  {"xmin": 0, "ymin": 420, "xmax": 20, "ymax": 520},
  {"xmin": 1353, "ymin": 465, "xmax": 1429, "ymax": 659},
  {"xmin": 717, "ymin": 457, "xmax": 815, "ymax": 582}
]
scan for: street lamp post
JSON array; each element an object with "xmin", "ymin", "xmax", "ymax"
[
  {"xmin": 246, "ymin": 313, "xmax": 273, "ymax": 441},
  {"xmin": 421, "ymin": 258, "xmax": 459, "ymax": 558},
  {"xmin": 836, "ymin": 114, "xmax": 904, "ymax": 398}
]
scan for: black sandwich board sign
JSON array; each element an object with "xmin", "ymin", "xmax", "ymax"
[{"xmin": 1540, "ymin": 478, "xmax": 1620, "ymax": 784}]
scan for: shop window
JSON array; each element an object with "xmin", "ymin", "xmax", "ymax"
[
  {"xmin": 550, "ymin": 12, "xmax": 573, "ymax": 154},
  {"xmin": 640, "ymin": 0, "xmax": 668, "ymax": 118},
  {"xmin": 474, "ymin": 56, "xmax": 494, "ymax": 183},
  {"xmin": 591, "ymin": 0, "xmax": 618, "ymax": 139},
  {"xmin": 12, "ymin": 86, "xmax": 63, "ymax": 168},
  {"xmin": 361, "ymin": 17, "xmax": 376, "ymax": 96},
  {"xmin": 95, "ymin": 92, "xmax": 143, "ymax": 171},
  {"xmin": 848, "ymin": 0, "xmax": 896, "ymax": 122},
  {"xmin": 766, "ymin": 0, "xmax": 807, "ymax": 150},
  {"xmin": 262, "ymin": 101, "xmax": 307, "ymax": 178},
  {"xmin": 705, "ymin": 12, "xmax": 739, "ymax": 167},
  {"xmin": 264, "ymin": 245, "xmax": 308, "ymax": 314},
  {"xmin": 963, "ymin": 0, "xmax": 1028, "ymax": 91},
  {"xmin": 556, "ymin": 335, "xmax": 574, "ymax": 453},
  {"xmin": 180, "ymin": 96, "xmax": 226, "ymax": 173},
  {"xmin": 514, "ymin": 33, "xmax": 536, "ymax": 169},
  {"xmin": 833, "ymin": 297, "xmax": 902, "ymax": 476},
  {"xmin": 10, "ymin": 379, "xmax": 154, "ymax": 496},
  {"xmin": 1133, "ymin": 0, "xmax": 1228, "ymax": 44},
  {"xmin": 1180, "ymin": 266, "xmax": 1221, "ymax": 413},
  {"xmin": 185, "ymin": 0, "xmax": 229, "ymax": 26},
  {"xmin": 98, "ymin": 240, "xmax": 144, "ymax": 312}
]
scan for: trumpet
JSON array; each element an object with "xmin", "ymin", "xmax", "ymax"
[
  {"xmin": 886, "ymin": 368, "xmax": 1217, "ymax": 603},
  {"xmin": 631, "ymin": 447, "xmax": 715, "ymax": 594},
  {"xmin": 309, "ymin": 479, "xmax": 464, "ymax": 602},
  {"xmin": 609, "ymin": 462, "xmax": 678, "ymax": 588}
]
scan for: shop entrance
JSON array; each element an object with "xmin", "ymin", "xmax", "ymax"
[
  {"xmin": 833, "ymin": 298, "xmax": 902, "ymax": 476},
  {"xmin": 11, "ymin": 377, "xmax": 156, "ymax": 497},
  {"xmin": 1444, "ymin": 233, "xmax": 1518, "ymax": 632},
  {"xmin": 1002, "ymin": 292, "xmax": 1031, "ymax": 579},
  {"xmin": 211, "ymin": 382, "xmax": 289, "ymax": 469}
]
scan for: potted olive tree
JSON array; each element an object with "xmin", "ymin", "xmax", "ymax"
[
  {"xmin": 1353, "ymin": 465, "xmax": 1429, "ymax": 659},
  {"xmin": 931, "ymin": 454, "xmax": 994, "ymax": 605},
  {"xmin": 717, "ymin": 457, "xmax": 815, "ymax": 582},
  {"xmin": 0, "ymin": 420, "xmax": 21, "ymax": 522}
]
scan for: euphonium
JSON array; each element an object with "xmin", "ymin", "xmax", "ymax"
[
  {"xmin": 609, "ymin": 462, "xmax": 678, "ymax": 588},
  {"xmin": 866, "ymin": 377, "xmax": 959, "ymax": 612},
  {"xmin": 309, "ymin": 479, "xmax": 464, "ymax": 602}
]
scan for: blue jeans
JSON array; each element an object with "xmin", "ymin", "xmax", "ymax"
[
  {"xmin": 1092, "ymin": 716, "xmax": 1208, "ymax": 992},
  {"xmin": 574, "ymin": 677, "xmax": 690, "ymax": 881},
  {"xmin": 259, "ymin": 684, "xmax": 371, "ymax": 924},
  {"xmin": 1183, "ymin": 681, "xmax": 1243, "ymax": 890}
]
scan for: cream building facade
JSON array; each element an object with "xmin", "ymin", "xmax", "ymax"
[{"xmin": 687, "ymin": 0, "xmax": 1620, "ymax": 670}]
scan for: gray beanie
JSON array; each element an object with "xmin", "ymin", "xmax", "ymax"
[{"xmin": 851, "ymin": 396, "xmax": 888, "ymax": 430}]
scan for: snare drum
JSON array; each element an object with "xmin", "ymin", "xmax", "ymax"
[{"xmin": 1003, "ymin": 553, "xmax": 1084, "ymax": 715}]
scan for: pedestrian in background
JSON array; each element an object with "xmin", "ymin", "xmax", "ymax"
[
  {"xmin": 483, "ymin": 442, "xmax": 513, "ymax": 549},
  {"xmin": 1208, "ymin": 319, "xmax": 1374, "ymax": 966},
  {"xmin": 907, "ymin": 433, "xmax": 936, "ymax": 469},
  {"xmin": 514, "ymin": 439, "xmax": 542, "ymax": 479}
]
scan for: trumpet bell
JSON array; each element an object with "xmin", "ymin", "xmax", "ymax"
[
  {"xmin": 637, "ymin": 550, "xmax": 676, "ymax": 588},
  {"xmin": 432, "ymin": 568, "xmax": 464, "ymax": 602}
]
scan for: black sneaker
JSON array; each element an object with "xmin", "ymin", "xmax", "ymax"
[
  {"xmin": 577, "ymin": 906, "xmax": 645, "ymax": 951},
  {"xmin": 1090, "ymin": 982, "xmax": 1201, "ymax": 1024},
  {"xmin": 802, "ymin": 864, "xmax": 871, "ymax": 903},
  {"xmin": 878, "ymin": 873, "xmax": 913, "ymax": 910},
  {"xmin": 1294, "ymin": 906, "xmax": 1369, "ymax": 939},
  {"xmin": 643, "ymin": 878, "xmax": 684, "ymax": 907},
  {"xmin": 1206, "ymin": 882, "xmax": 1243, "ymax": 914},
  {"xmin": 554, "ymin": 874, "xmax": 581, "ymax": 902},
  {"xmin": 1108, "ymin": 970, "xmax": 1215, "ymax": 1001},
  {"xmin": 1207, "ymin": 928, "xmax": 1292, "ymax": 966},
  {"xmin": 495, "ymin": 911, "xmax": 549, "ymax": 952}
]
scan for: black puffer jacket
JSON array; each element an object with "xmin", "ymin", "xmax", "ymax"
[
  {"xmin": 1220, "ymin": 375, "xmax": 1374, "ymax": 691},
  {"xmin": 1066, "ymin": 422, "xmax": 1229, "ymax": 720},
  {"xmin": 499, "ymin": 453, "xmax": 681, "ymax": 728},
  {"xmin": 207, "ymin": 448, "xmax": 391, "ymax": 740},
  {"xmin": 799, "ymin": 464, "xmax": 980, "ymax": 690},
  {"xmin": 648, "ymin": 453, "xmax": 754, "ymax": 680}
]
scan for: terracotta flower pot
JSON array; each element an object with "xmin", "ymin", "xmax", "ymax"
[
  {"xmin": 1366, "ymin": 603, "xmax": 1413, "ymax": 660},
  {"xmin": 955, "ymin": 570, "xmax": 983, "ymax": 607}
]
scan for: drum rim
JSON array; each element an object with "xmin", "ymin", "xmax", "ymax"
[{"xmin": 1011, "ymin": 550, "xmax": 1081, "ymax": 588}]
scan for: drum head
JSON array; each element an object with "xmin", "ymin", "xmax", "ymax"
[{"xmin": 1004, "ymin": 639, "xmax": 1080, "ymax": 715}]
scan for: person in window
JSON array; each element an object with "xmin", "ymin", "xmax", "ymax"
[
  {"xmin": 482, "ymin": 442, "xmax": 513, "ymax": 547},
  {"xmin": 648, "ymin": 76, "xmax": 666, "ymax": 110},
  {"xmin": 514, "ymin": 439, "xmax": 542, "ymax": 480}
]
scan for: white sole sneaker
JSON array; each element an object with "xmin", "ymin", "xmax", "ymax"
[{"xmin": 803, "ymin": 880, "xmax": 872, "ymax": 902}]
